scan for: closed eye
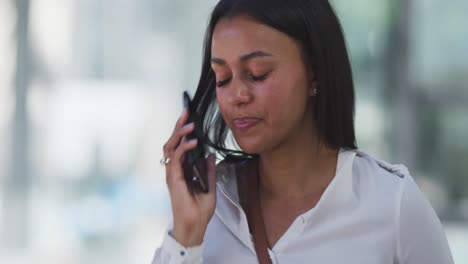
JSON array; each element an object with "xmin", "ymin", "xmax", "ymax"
[
  {"xmin": 249, "ymin": 72, "xmax": 270, "ymax": 82},
  {"xmin": 216, "ymin": 78, "xmax": 231, "ymax": 87},
  {"xmin": 216, "ymin": 71, "xmax": 271, "ymax": 88}
]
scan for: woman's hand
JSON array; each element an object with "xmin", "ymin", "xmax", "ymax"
[{"xmin": 162, "ymin": 109, "xmax": 217, "ymax": 247}]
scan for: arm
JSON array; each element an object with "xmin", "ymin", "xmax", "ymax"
[{"xmin": 397, "ymin": 175, "xmax": 454, "ymax": 264}]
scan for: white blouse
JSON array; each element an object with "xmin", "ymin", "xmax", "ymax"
[{"xmin": 151, "ymin": 149, "xmax": 454, "ymax": 264}]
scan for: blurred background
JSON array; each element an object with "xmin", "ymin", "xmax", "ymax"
[{"xmin": 0, "ymin": 0, "xmax": 467, "ymax": 263}]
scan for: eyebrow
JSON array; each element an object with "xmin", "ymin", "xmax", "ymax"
[{"xmin": 211, "ymin": 50, "xmax": 273, "ymax": 65}]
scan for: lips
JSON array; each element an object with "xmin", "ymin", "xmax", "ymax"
[{"xmin": 232, "ymin": 117, "xmax": 261, "ymax": 132}]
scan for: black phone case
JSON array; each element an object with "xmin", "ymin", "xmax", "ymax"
[{"xmin": 182, "ymin": 91, "xmax": 209, "ymax": 193}]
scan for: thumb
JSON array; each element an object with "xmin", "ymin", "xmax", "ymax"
[{"xmin": 206, "ymin": 153, "xmax": 217, "ymax": 194}]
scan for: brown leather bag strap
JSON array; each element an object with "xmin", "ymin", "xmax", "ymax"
[{"xmin": 237, "ymin": 158, "xmax": 273, "ymax": 264}]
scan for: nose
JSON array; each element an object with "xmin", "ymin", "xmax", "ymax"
[{"xmin": 227, "ymin": 78, "xmax": 253, "ymax": 106}]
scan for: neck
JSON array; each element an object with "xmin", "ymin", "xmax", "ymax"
[{"xmin": 258, "ymin": 117, "xmax": 338, "ymax": 200}]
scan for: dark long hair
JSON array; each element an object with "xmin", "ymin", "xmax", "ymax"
[{"xmin": 192, "ymin": 0, "xmax": 357, "ymax": 159}]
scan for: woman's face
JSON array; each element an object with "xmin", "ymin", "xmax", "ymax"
[{"xmin": 211, "ymin": 15, "xmax": 315, "ymax": 154}]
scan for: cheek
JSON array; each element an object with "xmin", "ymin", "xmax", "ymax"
[
  {"xmin": 258, "ymin": 75, "xmax": 308, "ymax": 127},
  {"xmin": 259, "ymin": 79, "xmax": 307, "ymax": 138},
  {"xmin": 215, "ymin": 88, "xmax": 230, "ymax": 122}
]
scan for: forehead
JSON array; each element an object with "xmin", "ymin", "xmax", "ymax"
[{"xmin": 211, "ymin": 15, "xmax": 300, "ymax": 60}]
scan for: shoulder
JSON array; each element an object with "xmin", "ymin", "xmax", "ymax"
[
  {"xmin": 349, "ymin": 149, "xmax": 437, "ymax": 215},
  {"xmin": 353, "ymin": 149, "xmax": 409, "ymax": 180},
  {"xmin": 348, "ymin": 150, "xmax": 453, "ymax": 262},
  {"xmin": 350, "ymin": 149, "xmax": 439, "ymax": 227},
  {"xmin": 351, "ymin": 149, "xmax": 411, "ymax": 195},
  {"xmin": 347, "ymin": 149, "xmax": 413, "ymax": 213}
]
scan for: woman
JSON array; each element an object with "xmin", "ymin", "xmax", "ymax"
[{"xmin": 153, "ymin": 0, "xmax": 453, "ymax": 263}]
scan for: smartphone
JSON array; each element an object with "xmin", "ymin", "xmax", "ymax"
[{"xmin": 182, "ymin": 91, "xmax": 209, "ymax": 193}]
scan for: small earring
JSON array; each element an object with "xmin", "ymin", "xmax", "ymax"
[{"xmin": 311, "ymin": 88, "xmax": 318, "ymax": 96}]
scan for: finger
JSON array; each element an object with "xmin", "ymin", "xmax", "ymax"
[
  {"xmin": 206, "ymin": 153, "xmax": 217, "ymax": 194},
  {"xmin": 166, "ymin": 138, "xmax": 198, "ymax": 188},
  {"xmin": 163, "ymin": 122, "xmax": 195, "ymax": 156},
  {"xmin": 173, "ymin": 108, "xmax": 189, "ymax": 132},
  {"xmin": 180, "ymin": 136, "xmax": 187, "ymax": 161},
  {"xmin": 173, "ymin": 138, "xmax": 198, "ymax": 161}
]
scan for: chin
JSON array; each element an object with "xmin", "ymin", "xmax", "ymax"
[{"xmin": 234, "ymin": 136, "xmax": 266, "ymax": 155}]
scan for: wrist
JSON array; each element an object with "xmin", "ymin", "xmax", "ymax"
[{"xmin": 171, "ymin": 226, "xmax": 204, "ymax": 247}]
